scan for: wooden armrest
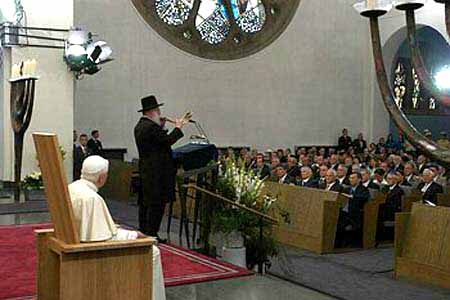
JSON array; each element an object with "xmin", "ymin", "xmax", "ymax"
[{"xmin": 48, "ymin": 236, "xmax": 156, "ymax": 254}]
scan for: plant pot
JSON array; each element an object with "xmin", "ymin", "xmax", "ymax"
[
  {"xmin": 223, "ymin": 231, "xmax": 244, "ymax": 248},
  {"xmin": 222, "ymin": 246, "xmax": 247, "ymax": 268},
  {"xmin": 24, "ymin": 188, "xmax": 46, "ymax": 201}
]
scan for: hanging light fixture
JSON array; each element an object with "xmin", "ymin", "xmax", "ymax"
[{"xmin": 64, "ymin": 28, "xmax": 113, "ymax": 79}]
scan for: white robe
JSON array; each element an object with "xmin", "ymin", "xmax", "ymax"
[{"xmin": 68, "ymin": 179, "xmax": 166, "ymax": 300}]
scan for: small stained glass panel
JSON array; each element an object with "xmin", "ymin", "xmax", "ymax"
[
  {"xmin": 231, "ymin": 0, "xmax": 266, "ymax": 33},
  {"xmin": 155, "ymin": 0, "xmax": 194, "ymax": 26},
  {"xmin": 195, "ymin": 0, "xmax": 230, "ymax": 45}
]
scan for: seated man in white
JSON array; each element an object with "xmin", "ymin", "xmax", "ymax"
[{"xmin": 68, "ymin": 155, "xmax": 165, "ymax": 300}]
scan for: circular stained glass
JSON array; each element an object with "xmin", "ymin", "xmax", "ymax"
[{"xmin": 131, "ymin": 0, "xmax": 301, "ymax": 60}]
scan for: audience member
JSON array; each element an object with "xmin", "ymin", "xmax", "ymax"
[
  {"xmin": 298, "ymin": 166, "xmax": 318, "ymax": 188},
  {"xmin": 338, "ymin": 128, "xmax": 352, "ymax": 151},
  {"xmin": 87, "ymin": 129, "xmax": 104, "ymax": 156},
  {"xmin": 417, "ymin": 169, "xmax": 444, "ymax": 205}
]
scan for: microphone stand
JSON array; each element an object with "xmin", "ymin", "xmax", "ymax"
[{"xmin": 193, "ymin": 121, "xmax": 210, "ymax": 144}]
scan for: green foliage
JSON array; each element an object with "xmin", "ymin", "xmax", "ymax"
[
  {"xmin": 212, "ymin": 158, "xmax": 289, "ymax": 269},
  {"xmin": 22, "ymin": 172, "xmax": 43, "ymax": 190}
]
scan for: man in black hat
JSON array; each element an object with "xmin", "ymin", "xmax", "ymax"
[{"xmin": 134, "ymin": 95, "xmax": 189, "ymax": 242}]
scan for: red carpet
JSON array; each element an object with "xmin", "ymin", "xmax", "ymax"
[{"xmin": 0, "ymin": 223, "xmax": 253, "ymax": 300}]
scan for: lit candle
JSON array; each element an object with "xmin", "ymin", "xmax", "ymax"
[
  {"xmin": 367, "ymin": 0, "xmax": 376, "ymax": 10},
  {"xmin": 29, "ymin": 59, "xmax": 37, "ymax": 76},
  {"xmin": 11, "ymin": 64, "xmax": 19, "ymax": 78}
]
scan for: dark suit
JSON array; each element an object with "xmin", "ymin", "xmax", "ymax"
[
  {"xmin": 253, "ymin": 164, "xmax": 271, "ymax": 180},
  {"xmin": 287, "ymin": 166, "xmax": 301, "ymax": 179},
  {"xmin": 73, "ymin": 144, "xmax": 88, "ymax": 181},
  {"xmin": 417, "ymin": 181, "xmax": 444, "ymax": 205},
  {"xmin": 298, "ymin": 178, "xmax": 319, "ymax": 188},
  {"xmin": 87, "ymin": 138, "xmax": 103, "ymax": 156},
  {"xmin": 134, "ymin": 117, "xmax": 184, "ymax": 236},
  {"xmin": 382, "ymin": 185, "xmax": 404, "ymax": 221},
  {"xmin": 336, "ymin": 184, "xmax": 370, "ymax": 247},
  {"xmin": 338, "ymin": 136, "xmax": 352, "ymax": 151},
  {"xmin": 337, "ymin": 176, "xmax": 350, "ymax": 186},
  {"xmin": 325, "ymin": 181, "xmax": 343, "ymax": 193},
  {"xmin": 363, "ymin": 180, "xmax": 380, "ymax": 190},
  {"xmin": 353, "ymin": 139, "xmax": 367, "ymax": 154},
  {"xmin": 277, "ymin": 175, "xmax": 293, "ymax": 185}
]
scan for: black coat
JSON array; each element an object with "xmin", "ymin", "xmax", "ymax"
[
  {"xmin": 382, "ymin": 185, "xmax": 404, "ymax": 221},
  {"xmin": 347, "ymin": 184, "xmax": 370, "ymax": 219},
  {"xmin": 253, "ymin": 164, "xmax": 271, "ymax": 180},
  {"xmin": 417, "ymin": 181, "xmax": 444, "ymax": 204},
  {"xmin": 87, "ymin": 138, "xmax": 103, "ymax": 156},
  {"xmin": 325, "ymin": 181, "xmax": 343, "ymax": 193},
  {"xmin": 73, "ymin": 144, "xmax": 88, "ymax": 180},
  {"xmin": 364, "ymin": 180, "xmax": 380, "ymax": 190},
  {"xmin": 338, "ymin": 136, "xmax": 352, "ymax": 151},
  {"xmin": 298, "ymin": 178, "xmax": 319, "ymax": 188},
  {"xmin": 134, "ymin": 117, "xmax": 184, "ymax": 206}
]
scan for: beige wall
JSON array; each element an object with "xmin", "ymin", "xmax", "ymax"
[
  {"xmin": 73, "ymin": 1, "xmax": 448, "ymax": 160},
  {"xmin": 74, "ymin": 0, "xmax": 373, "ymax": 159},
  {"xmin": 1, "ymin": 0, "xmax": 74, "ymax": 181}
]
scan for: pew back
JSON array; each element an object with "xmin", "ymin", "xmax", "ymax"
[
  {"xmin": 395, "ymin": 203, "xmax": 450, "ymax": 289},
  {"xmin": 262, "ymin": 182, "xmax": 345, "ymax": 254}
]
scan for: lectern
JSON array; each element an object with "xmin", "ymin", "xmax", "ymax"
[{"xmin": 33, "ymin": 133, "xmax": 155, "ymax": 300}]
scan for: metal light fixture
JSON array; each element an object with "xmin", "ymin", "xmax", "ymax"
[
  {"xmin": 64, "ymin": 28, "xmax": 113, "ymax": 79},
  {"xmin": 353, "ymin": 0, "xmax": 450, "ymax": 166}
]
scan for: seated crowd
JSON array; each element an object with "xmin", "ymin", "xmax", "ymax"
[{"xmin": 219, "ymin": 128, "xmax": 449, "ymax": 247}]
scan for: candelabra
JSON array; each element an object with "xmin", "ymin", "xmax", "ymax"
[
  {"xmin": 354, "ymin": 0, "xmax": 450, "ymax": 166},
  {"xmin": 9, "ymin": 71, "xmax": 38, "ymax": 201}
]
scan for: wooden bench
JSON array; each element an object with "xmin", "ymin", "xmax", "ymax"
[
  {"xmin": 33, "ymin": 133, "xmax": 155, "ymax": 300},
  {"xmin": 261, "ymin": 183, "xmax": 386, "ymax": 253},
  {"xmin": 437, "ymin": 193, "xmax": 450, "ymax": 207},
  {"xmin": 395, "ymin": 203, "xmax": 450, "ymax": 290},
  {"xmin": 262, "ymin": 182, "xmax": 347, "ymax": 254}
]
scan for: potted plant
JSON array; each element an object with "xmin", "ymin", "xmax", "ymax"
[
  {"xmin": 22, "ymin": 172, "xmax": 44, "ymax": 201},
  {"xmin": 22, "ymin": 146, "xmax": 67, "ymax": 201},
  {"xmin": 212, "ymin": 159, "xmax": 289, "ymax": 270}
]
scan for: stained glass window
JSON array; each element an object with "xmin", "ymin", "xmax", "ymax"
[
  {"xmin": 156, "ymin": 0, "xmax": 194, "ymax": 26},
  {"xmin": 131, "ymin": 0, "xmax": 301, "ymax": 60},
  {"xmin": 195, "ymin": 0, "xmax": 230, "ymax": 44},
  {"xmin": 231, "ymin": 0, "xmax": 265, "ymax": 33}
]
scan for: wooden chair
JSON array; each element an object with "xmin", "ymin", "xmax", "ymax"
[
  {"xmin": 395, "ymin": 203, "xmax": 450, "ymax": 289},
  {"xmin": 33, "ymin": 133, "xmax": 155, "ymax": 300}
]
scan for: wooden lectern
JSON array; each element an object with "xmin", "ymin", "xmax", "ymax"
[{"xmin": 33, "ymin": 133, "xmax": 155, "ymax": 300}]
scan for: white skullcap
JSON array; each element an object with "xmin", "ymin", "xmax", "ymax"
[{"xmin": 81, "ymin": 155, "xmax": 109, "ymax": 175}]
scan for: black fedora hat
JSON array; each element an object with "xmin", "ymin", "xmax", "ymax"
[{"xmin": 138, "ymin": 95, "xmax": 164, "ymax": 112}]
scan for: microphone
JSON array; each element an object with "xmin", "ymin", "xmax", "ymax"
[{"xmin": 188, "ymin": 119, "xmax": 196, "ymax": 123}]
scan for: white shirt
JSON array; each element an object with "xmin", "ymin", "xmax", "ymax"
[
  {"xmin": 278, "ymin": 174, "xmax": 288, "ymax": 184},
  {"xmin": 421, "ymin": 182, "xmax": 433, "ymax": 193},
  {"xmin": 362, "ymin": 181, "xmax": 369, "ymax": 188},
  {"xmin": 326, "ymin": 182, "xmax": 336, "ymax": 191}
]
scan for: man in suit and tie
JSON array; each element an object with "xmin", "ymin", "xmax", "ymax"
[
  {"xmin": 417, "ymin": 168, "xmax": 444, "ymax": 205},
  {"xmin": 274, "ymin": 164, "xmax": 292, "ymax": 185},
  {"xmin": 352, "ymin": 133, "xmax": 367, "ymax": 154},
  {"xmin": 253, "ymin": 153, "xmax": 271, "ymax": 180},
  {"xmin": 73, "ymin": 134, "xmax": 90, "ymax": 181},
  {"xmin": 87, "ymin": 130, "xmax": 104, "ymax": 156},
  {"xmin": 402, "ymin": 161, "xmax": 418, "ymax": 187},
  {"xmin": 338, "ymin": 128, "xmax": 352, "ymax": 151},
  {"xmin": 361, "ymin": 168, "xmax": 380, "ymax": 190},
  {"xmin": 329, "ymin": 154, "xmax": 339, "ymax": 171},
  {"xmin": 298, "ymin": 166, "xmax": 318, "ymax": 188},
  {"xmin": 134, "ymin": 95, "xmax": 189, "ymax": 242},
  {"xmin": 324, "ymin": 169, "xmax": 343, "ymax": 192},
  {"xmin": 317, "ymin": 164, "xmax": 329, "ymax": 189},
  {"xmin": 287, "ymin": 155, "xmax": 301, "ymax": 179},
  {"xmin": 378, "ymin": 172, "xmax": 405, "ymax": 240},
  {"xmin": 336, "ymin": 172, "xmax": 370, "ymax": 247},
  {"xmin": 337, "ymin": 164, "xmax": 350, "ymax": 186}
]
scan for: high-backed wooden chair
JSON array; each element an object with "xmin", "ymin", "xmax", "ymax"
[
  {"xmin": 395, "ymin": 203, "xmax": 450, "ymax": 289},
  {"xmin": 33, "ymin": 133, "xmax": 155, "ymax": 300}
]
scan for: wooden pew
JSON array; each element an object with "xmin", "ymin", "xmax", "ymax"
[
  {"xmin": 33, "ymin": 133, "xmax": 155, "ymax": 300},
  {"xmin": 401, "ymin": 189, "xmax": 422, "ymax": 212},
  {"xmin": 437, "ymin": 193, "xmax": 450, "ymax": 207},
  {"xmin": 261, "ymin": 182, "xmax": 347, "ymax": 254},
  {"xmin": 363, "ymin": 191, "xmax": 386, "ymax": 249},
  {"xmin": 395, "ymin": 203, "xmax": 450, "ymax": 289}
]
